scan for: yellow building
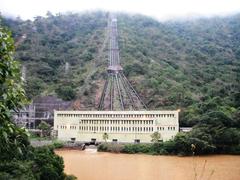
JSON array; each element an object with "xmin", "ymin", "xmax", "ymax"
[{"xmin": 54, "ymin": 110, "xmax": 179, "ymax": 143}]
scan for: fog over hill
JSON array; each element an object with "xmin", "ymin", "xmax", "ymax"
[{"xmin": 1, "ymin": 11, "xmax": 240, "ymax": 126}]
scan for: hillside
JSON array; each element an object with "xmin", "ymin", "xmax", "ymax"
[{"xmin": 2, "ymin": 12, "xmax": 240, "ymax": 126}]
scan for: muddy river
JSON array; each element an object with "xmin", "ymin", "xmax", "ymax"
[{"xmin": 56, "ymin": 149, "xmax": 240, "ymax": 180}]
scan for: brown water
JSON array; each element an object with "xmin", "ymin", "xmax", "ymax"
[{"xmin": 56, "ymin": 149, "xmax": 240, "ymax": 180}]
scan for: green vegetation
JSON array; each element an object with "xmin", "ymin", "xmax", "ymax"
[
  {"xmin": 2, "ymin": 12, "xmax": 239, "ymax": 124},
  {"xmin": 0, "ymin": 146, "xmax": 75, "ymax": 180},
  {"xmin": 0, "ymin": 24, "xmax": 75, "ymax": 179},
  {"xmin": 55, "ymin": 85, "xmax": 76, "ymax": 101},
  {"xmin": 3, "ymin": 12, "xmax": 108, "ymax": 106},
  {"xmin": 98, "ymin": 111, "xmax": 240, "ymax": 155},
  {"xmin": 151, "ymin": 131, "xmax": 161, "ymax": 143},
  {"xmin": 0, "ymin": 22, "xmax": 29, "ymax": 163},
  {"xmin": 2, "ymin": 11, "xmax": 240, "ymax": 155},
  {"xmin": 98, "ymin": 143, "xmax": 124, "ymax": 153},
  {"xmin": 38, "ymin": 121, "xmax": 51, "ymax": 137}
]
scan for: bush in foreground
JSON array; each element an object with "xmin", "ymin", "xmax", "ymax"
[{"xmin": 0, "ymin": 145, "xmax": 76, "ymax": 180}]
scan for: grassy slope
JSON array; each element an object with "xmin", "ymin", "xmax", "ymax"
[{"xmin": 3, "ymin": 12, "xmax": 240, "ymax": 126}]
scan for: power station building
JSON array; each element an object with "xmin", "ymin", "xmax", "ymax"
[
  {"xmin": 54, "ymin": 110, "xmax": 179, "ymax": 143},
  {"xmin": 54, "ymin": 17, "xmax": 180, "ymax": 143}
]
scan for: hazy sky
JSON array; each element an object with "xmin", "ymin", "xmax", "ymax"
[{"xmin": 1, "ymin": 0, "xmax": 240, "ymax": 20}]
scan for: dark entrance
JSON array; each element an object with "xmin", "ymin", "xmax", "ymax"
[
  {"xmin": 91, "ymin": 138, "xmax": 96, "ymax": 145},
  {"xmin": 134, "ymin": 139, "xmax": 140, "ymax": 144},
  {"xmin": 71, "ymin": 137, "xmax": 76, "ymax": 143}
]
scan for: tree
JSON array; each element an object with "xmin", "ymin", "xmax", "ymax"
[
  {"xmin": 151, "ymin": 131, "xmax": 161, "ymax": 143},
  {"xmin": 32, "ymin": 146, "xmax": 66, "ymax": 180},
  {"xmin": 173, "ymin": 132, "xmax": 191, "ymax": 155},
  {"xmin": 38, "ymin": 121, "xmax": 51, "ymax": 137},
  {"xmin": 0, "ymin": 25, "xmax": 29, "ymax": 161},
  {"xmin": 25, "ymin": 77, "xmax": 45, "ymax": 99},
  {"xmin": 102, "ymin": 132, "xmax": 109, "ymax": 142},
  {"xmin": 0, "ymin": 23, "xmax": 74, "ymax": 180},
  {"xmin": 55, "ymin": 85, "xmax": 76, "ymax": 101}
]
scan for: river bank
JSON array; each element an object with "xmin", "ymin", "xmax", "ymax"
[{"xmin": 56, "ymin": 149, "xmax": 240, "ymax": 180}]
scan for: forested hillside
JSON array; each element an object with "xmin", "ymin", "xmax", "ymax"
[{"xmin": 2, "ymin": 12, "xmax": 240, "ymax": 128}]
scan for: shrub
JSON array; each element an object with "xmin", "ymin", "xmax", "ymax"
[
  {"xmin": 64, "ymin": 175, "xmax": 77, "ymax": 180},
  {"xmin": 122, "ymin": 144, "xmax": 151, "ymax": 154},
  {"xmin": 162, "ymin": 140, "xmax": 176, "ymax": 154},
  {"xmin": 31, "ymin": 146, "xmax": 65, "ymax": 180},
  {"xmin": 0, "ymin": 161, "xmax": 35, "ymax": 180},
  {"xmin": 52, "ymin": 141, "xmax": 64, "ymax": 149},
  {"xmin": 97, "ymin": 143, "xmax": 124, "ymax": 153},
  {"xmin": 97, "ymin": 143, "xmax": 108, "ymax": 152},
  {"xmin": 55, "ymin": 86, "xmax": 76, "ymax": 101}
]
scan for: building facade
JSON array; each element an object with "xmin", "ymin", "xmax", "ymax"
[{"xmin": 54, "ymin": 110, "xmax": 179, "ymax": 143}]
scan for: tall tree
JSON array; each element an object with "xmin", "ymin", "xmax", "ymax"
[
  {"xmin": 38, "ymin": 121, "xmax": 51, "ymax": 137},
  {"xmin": 0, "ymin": 23, "xmax": 76, "ymax": 180},
  {"xmin": 151, "ymin": 131, "xmax": 161, "ymax": 143},
  {"xmin": 0, "ymin": 25, "xmax": 29, "ymax": 160}
]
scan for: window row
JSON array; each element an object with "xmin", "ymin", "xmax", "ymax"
[
  {"xmin": 168, "ymin": 127, "xmax": 176, "ymax": 131},
  {"xmin": 57, "ymin": 125, "xmax": 176, "ymax": 132},
  {"xmin": 157, "ymin": 127, "xmax": 176, "ymax": 131},
  {"xmin": 79, "ymin": 126, "xmax": 154, "ymax": 132},
  {"xmin": 57, "ymin": 113, "xmax": 175, "ymax": 118},
  {"xmin": 70, "ymin": 126, "xmax": 77, "ymax": 130},
  {"xmin": 80, "ymin": 120, "xmax": 154, "ymax": 125},
  {"xmin": 59, "ymin": 125, "xmax": 67, "ymax": 129}
]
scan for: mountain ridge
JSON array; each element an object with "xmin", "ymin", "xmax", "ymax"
[{"xmin": 1, "ymin": 11, "xmax": 239, "ymax": 126}]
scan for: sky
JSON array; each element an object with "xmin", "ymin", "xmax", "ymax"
[{"xmin": 1, "ymin": 0, "xmax": 240, "ymax": 21}]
